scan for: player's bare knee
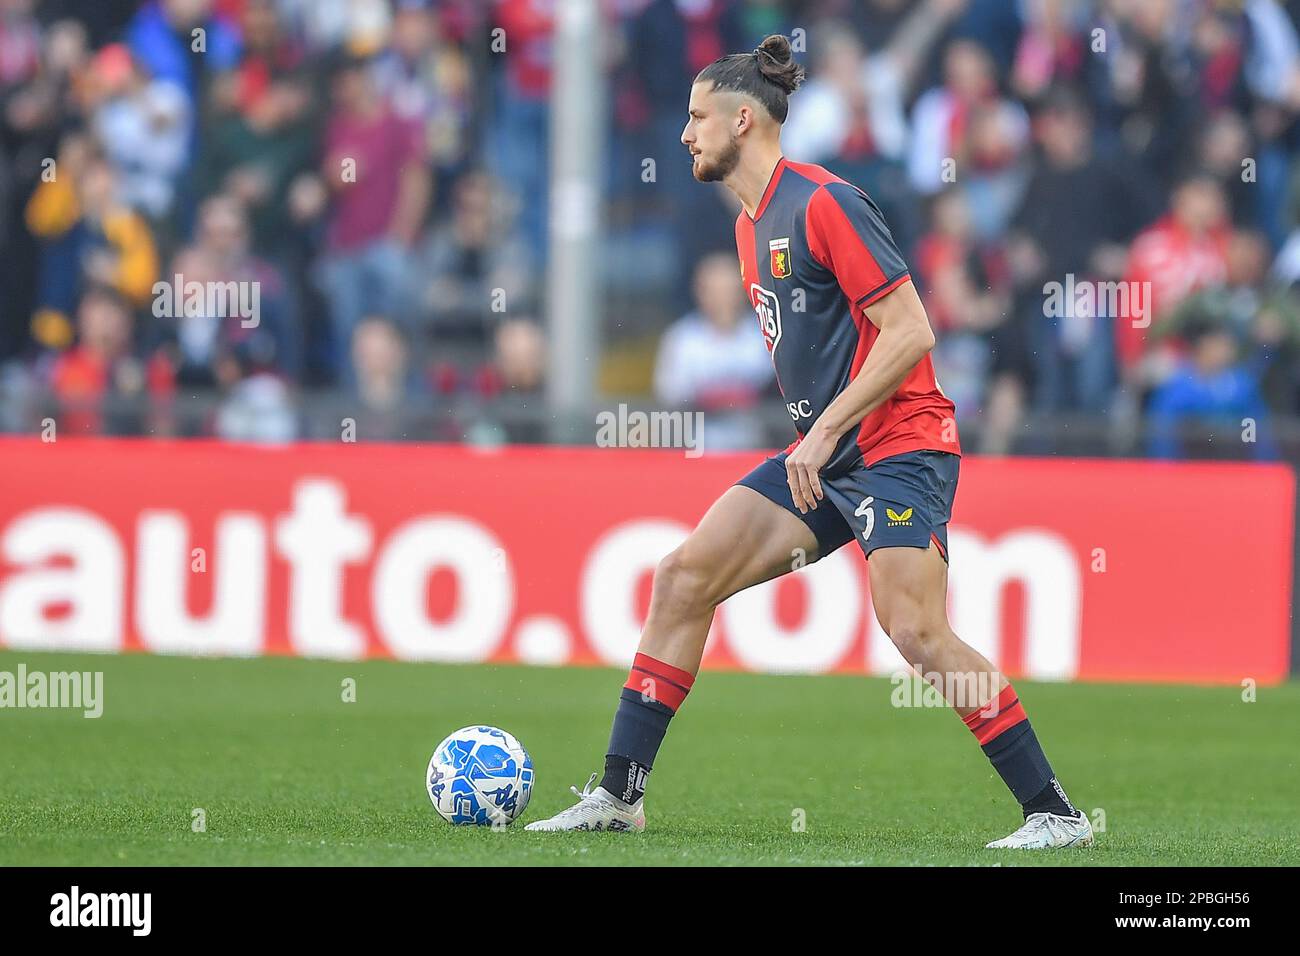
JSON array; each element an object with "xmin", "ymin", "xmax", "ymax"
[
  {"xmin": 652, "ymin": 545, "xmax": 721, "ymax": 618},
  {"xmin": 886, "ymin": 610, "xmax": 945, "ymax": 663}
]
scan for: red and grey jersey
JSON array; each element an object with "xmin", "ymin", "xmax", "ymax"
[{"xmin": 734, "ymin": 157, "xmax": 959, "ymax": 475}]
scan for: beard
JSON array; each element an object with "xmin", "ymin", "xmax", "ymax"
[{"xmin": 692, "ymin": 134, "xmax": 741, "ymax": 183}]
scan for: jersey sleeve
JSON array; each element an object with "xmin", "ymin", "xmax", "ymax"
[{"xmin": 804, "ymin": 183, "xmax": 910, "ymax": 309}]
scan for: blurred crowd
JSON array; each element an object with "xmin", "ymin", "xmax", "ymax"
[{"xmin": 3, "ymin": 0, "xmax": 1300, "ymax": 459}]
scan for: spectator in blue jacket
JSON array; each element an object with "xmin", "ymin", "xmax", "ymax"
[{"xmin": 1148, "ymin": 320, "xmax": 1277, "ymax": 460}]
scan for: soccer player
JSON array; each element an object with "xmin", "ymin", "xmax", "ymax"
[{"xmin": 527, "ymin": 35, "xmax": 1092, "ymax": 849}]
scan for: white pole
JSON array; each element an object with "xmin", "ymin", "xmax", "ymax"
[{"xmin": 545, "ymin": 0, "xmax": 604, "ymax": 437}]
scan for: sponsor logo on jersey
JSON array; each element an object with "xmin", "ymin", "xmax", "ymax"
[
  {"xmin": 769, "ymin": 237, "xmax": 792, "ymax": 279},
  {"xmin": 886, "ymin": 506, "xmax": 914, "ymax": 526},
  {"xmin": 751, "ymin": 283, "xmax": 782, "ymax": 353}
]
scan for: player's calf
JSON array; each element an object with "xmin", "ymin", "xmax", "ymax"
[
  {"xmin": 527, "ymin": 488, "xmax": 820, "ymax": 833},
  {"xmin": 870, "ymin": 546, "xmax": 1089, "ymax": 845}
]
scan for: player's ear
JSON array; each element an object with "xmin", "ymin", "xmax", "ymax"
[{"xmin": 735, "ymin": 104, "xmax": 753, "ymax": 136}]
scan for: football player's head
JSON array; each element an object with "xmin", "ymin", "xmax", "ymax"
[{"xmin": 681, "ymin": 34, "xmax": 805, "ymax": 183}]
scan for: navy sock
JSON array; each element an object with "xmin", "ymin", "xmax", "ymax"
[
  {"xmin": 601, "ymin": 753, "xmax": 650, "ymax": 805},
  {"xmin": 1023, "ymin": 777, "xmax": 1081, "ymax": 818},
  {"xmin": 963, "ymin": 684, "xmax": 1079, "ymax": 817},
  {"xmin": 598, "ymin": 654, "xmax": 694, "ymax": 803}
]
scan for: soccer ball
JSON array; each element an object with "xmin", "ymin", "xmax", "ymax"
[{"xmin": 426, "ymin": 725, "xmax": 534, "ymax": 826}]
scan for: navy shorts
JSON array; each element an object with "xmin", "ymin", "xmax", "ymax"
[{"xmin": 735, "ymin": 449, "xmax": 960, "ymax": 563}]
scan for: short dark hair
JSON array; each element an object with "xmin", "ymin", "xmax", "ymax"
[
  {"xmin": 78, "ymin": 283, "xmax": 129, "ymax": 315},
  {"xmin": 695, "ymin": 34, "xmax": 805, "ymax": 124}
]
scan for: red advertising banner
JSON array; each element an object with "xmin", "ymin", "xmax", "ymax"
[{"xmin": 0, "ymin": 438, "xmax": 1292, "ymax": 684}]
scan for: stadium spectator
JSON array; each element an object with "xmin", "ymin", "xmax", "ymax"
[
  {"xmin": 125, "ymin": 0, "xmax": 241, "ymax": 110},
  {"xmin": 86, "ymin": 42, "xmax": 190, "ymax": 222},
  {"xmin": 1147, "ymin": 319, "xmax": 1276, "ymax": 460},
  {"xmin": 1197, "ymin": 111, "xmax": 1260, "ymax": 233},
  {"xmin": 451, "ymin": 315, "xmax": 549, "ymax": 446},
  {"xmin": 782, "ymin": 26, "xmax": 909, "ymax": 172},
  {"xmin": 1163, "ymin": 230, "xmax": 1300, "ymax": 413},
  {"xmin": 0, "ymin": 0, "xmax": 1298, "ymax": 466},
  {"xmin": 163, "ymin": 193, "xmax": 299, "ymax": 388},
  {"xmin": 1010, "ymin": 0, "xmax": 1090, "ymax": 104},
  {"xmin": 41, "ymin": 284, "xmax": 173, "ymax": 435},
  {"xmin": 653, "ymin": 251, "xmax": 773, "ymax": 451},
  {"xmin": 316, "ymin": 52, "xmax": 429, "ymax": 382},
  {"xmin": 212, "ymin": 336, "xmax": 298, "ymax": 443},
  {"xmin": 373, "ymin": 0, "xmax": 474, "ymax": 186},
  {"xmin": 196, "ymin": 66, "xmax": 317, "ymax": 256},
  {"xmin": 1247, "ymin": 290, "xmax": 1300, "ymax": 416},
  {"xmin": 25, "ymin": 148, "xmax": 159, "ymax": 350},
  {"xmin": 956, "ymin": 96, "xmax": 1031, "ymax": 241},
  {"xmin": 785, "ymin": 0, "xmax": 966, "ymax": 179},
  {"xmin": 1120, "ymin": 172, "xmax": 1232, "ymax": 378},
  {"xmin": 347, "ymin": 313, "xmax": 413, "ymax": 441},
  {"xmin": 0, "ymin": 0, "xmax": 42, "ymax": 91},
  {"xmin": 230, "ymin": 0, "xmax": 306, "ymax": 96},
  {"xmin": 416, "ymin": 169, "xmax": 533, "ymax": 352},
  {"xmin": 484, "ymin": 315, "xmax": 548, "ymax": 443},
  {"xmin": 487, "ymin": 0, "xmax": 553, "ymax": 256},
  {"xmin": 1010, "ymin": 87, "xmax": 1154, "ymax": 413},
  {"xmin": 906, "ymin": 39, "xmax": 1027, "ymax": 198},
  {"xmin": 494, "ymin": 316, "xmax": 545, "ymax": 395},
  {"xmin": 915, "ymin": 188, "xmax": 1011, "ymax": 417}
]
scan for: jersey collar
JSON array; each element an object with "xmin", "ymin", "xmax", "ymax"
[{"xmin": 746, "ymin": 156, "xmax": 787, "ymax": 223}]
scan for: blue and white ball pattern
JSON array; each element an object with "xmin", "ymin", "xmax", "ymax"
[{"xmin": 426, "ymin": 726, "xmax": 534, "ymax": 826}]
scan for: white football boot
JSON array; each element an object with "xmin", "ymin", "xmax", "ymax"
[
  {"xmin": 985, "ymin": 811, "xmax": 1094, "ymax": 849},
  {"xmin": 523, "ymin": 772, "xmax": 645, "ymax": 833}
]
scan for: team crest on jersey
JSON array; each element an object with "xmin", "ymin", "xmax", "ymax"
[{"xmin": 769, "ymin": 237, "xmax": 792, "ymax": 279}]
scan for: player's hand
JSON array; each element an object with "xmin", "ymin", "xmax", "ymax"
[{"xmin": 785, "ymin": 424, "xmax": 836, "ymax": 513}]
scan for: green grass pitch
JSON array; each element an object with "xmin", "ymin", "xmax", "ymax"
[{"xmin": 1, "ymin": 650, "xmax": 1296, "ymax": 866}]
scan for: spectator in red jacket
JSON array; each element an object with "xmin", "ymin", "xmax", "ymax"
[
  {"xmin": 1120, "ymin": 172, "xmax": 1231, "ymax": 379},
  {"xmin": 45, "ymin": 285, "xmax": 174, "ymax": 435}
]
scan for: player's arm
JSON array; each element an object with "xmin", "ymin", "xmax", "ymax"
[{"xmin": 785, "ymin": 281, "xmax": 934, "ymax": 513}]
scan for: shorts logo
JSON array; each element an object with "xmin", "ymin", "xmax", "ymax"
[
  {"xmin": 750, "ymin": 283, "xmax": 782, "ymax": 353},
  {"xmin": 855, "ymin": 496, "xmax": 875, "ymax": 542},
  {"xmin": 886, "ymin": 506, "xmax": 913, "ymax": 526},
  {"xmin": 769, "ymin": 237, "xmax": 792, "ymax": 279}
]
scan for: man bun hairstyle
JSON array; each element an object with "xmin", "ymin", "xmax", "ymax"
[{"xmin": 695, "ymin": 33, "xmax": 806, "ymax": 124}]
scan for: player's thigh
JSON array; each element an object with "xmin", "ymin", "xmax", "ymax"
[
  {"xmin": 664, "ymin": 484, "xmax": 821, "ymax": 607},
  {"xmin": 867, "ymin": 544, "xmax": 949, "ymax": 638},
  {"xmin": 820, "ymin": 450, "xmax": 958, "ymax": 634}
]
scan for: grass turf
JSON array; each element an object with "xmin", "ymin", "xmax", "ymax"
[{"xmin": 0, "ymin": 650, "xmax": 1296, "ymax": 866}]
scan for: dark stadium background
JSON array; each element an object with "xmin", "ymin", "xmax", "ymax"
[{"xmin": 6, "ymin": 1, "xmax": 1300, "ymax": 453}]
